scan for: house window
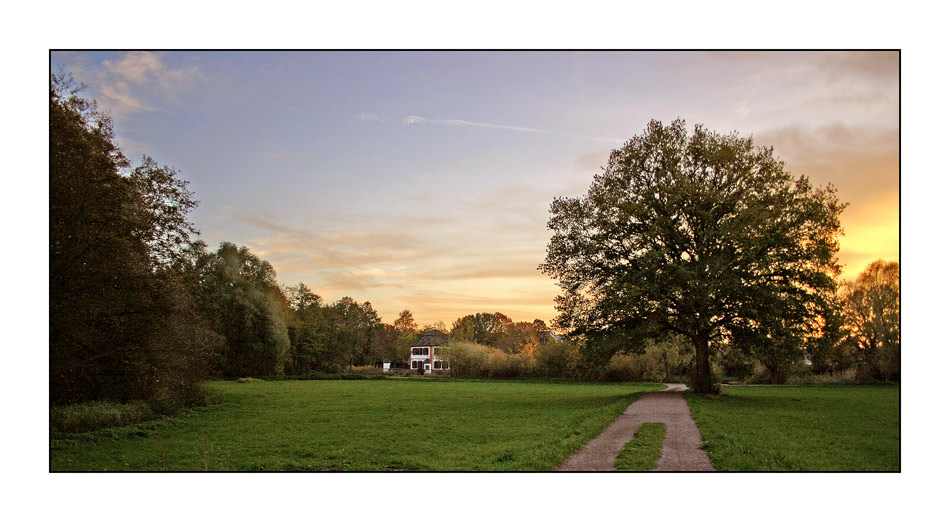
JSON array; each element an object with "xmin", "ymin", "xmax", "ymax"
[
  {"xmin": 411, "ymin": 347, "xmax": 430, "ymax": 356},
  {"xmin": 434, "ymin": 361, "xmax": 442, "ymax": 370},
  {"xmin": 411, "ymin": 360, "xmax": 418, "ymax": 369}
]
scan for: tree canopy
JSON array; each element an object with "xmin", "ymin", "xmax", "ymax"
[
  {"xmin": 50, "ymin": 72, "xmax": 211, "ymax": 404},
  {"xmin": 540, "ymin": 119, "xmax": 846, "ymax": 393},
  {"xmin": 841, "ymin": 260, "xmax": 900, "ymax": 380}
]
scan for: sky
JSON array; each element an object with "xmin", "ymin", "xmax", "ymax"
[{"xmin": 50, "ymin": 50, "xmax": 900, "ymax": 326}]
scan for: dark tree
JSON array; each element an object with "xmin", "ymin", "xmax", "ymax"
[
  {"xmin": 841, "ymin": 260, "xmax": 900, "ymax": 380},
  {"xmin": 190, "ymin": 242, "xmax": 290, "ymax": 378},
  {"xmin": 284, "ymin": 283, "xmax": 330, "ymax": 374},
  {"xmin": 50, "ymin": 72, "xmax": 210, "ymax": 405},
  {"xmin": 540, "ymin": 119, "xmax": 845, "ymax": 393},
  {"xmin": 324, "ymin": 297, "xmax": 384, "ymax": 368}
]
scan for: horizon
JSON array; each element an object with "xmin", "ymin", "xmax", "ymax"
[{"xmin": 50, "ymin": 50, "xmax": 900, "ymax": 326}]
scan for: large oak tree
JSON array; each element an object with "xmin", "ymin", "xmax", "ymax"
[{"xmin": 541, "ymin": 119, "xmax": 845, "ymax": 393}]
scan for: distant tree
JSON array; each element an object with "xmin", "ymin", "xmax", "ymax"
[
  {"xmin": 394, "ymin": 309, "xmax": 419, "ymax": 333},
  {"xmin": 804, "ymin": 295, "xmax": 850, "ymax": 374},
  {"xmin": 389, "ymin": 309, "xmax": 419, "ymax": 366},
  {"xmin": 532, "ymin": 319, "xmax": 553, "ymax": 344},
  {"xmin": 325, "ymin": 297, "xmax": 385, "ymax": 368},
  {"xmin": 841, "ymin": 260, "xmax": 900, "ymax": 380},
  {"xmin": 450, "ymin": 316, "xmax": 476, "ymax": 343},
  {"xmin": 192, "ymin": 242, "xmax": 290, "ymax": 377},
  {"xmin": 283, "ymin": 283, "xmax": 330, "ymax": 374},
  {"xmin": 541, "ymin": 119, "xmax": 845, "ymax": 393},
  {"xmin": 420, "ymin": 320, "xmax": 449, "ymax": 333},
  {"xmin": 287, "ymin": 282, "xmax": 323, "ymax": 312}
]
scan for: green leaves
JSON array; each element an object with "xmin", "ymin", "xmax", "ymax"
[{"xmin": 541, "ymin": 119, "xmax": 845, "ymax": 385}]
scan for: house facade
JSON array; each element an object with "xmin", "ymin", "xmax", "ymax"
[{"xmin": 409, "ymin": 329, "xmax": 450, "ymax": 374}]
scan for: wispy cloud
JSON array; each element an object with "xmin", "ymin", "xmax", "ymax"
[
  {"xmin": 401, "ymin": 115, "xmax": 624, "ymax": 144},
  {"xmin": 357, "ymin": 112, "xmax": 383, "ymax": 121},
  {"xmin": 65, "ymin": 51, "xmax": 207, "ymax": 121}
]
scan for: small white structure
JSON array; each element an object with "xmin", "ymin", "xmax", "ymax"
[
  {"xmin": 410, "ymin": 330, "xmax": 450, "ymax": 374},
  {"xmin": 382, "ymin": 361, "xmax": 391, "ymax": 372}
]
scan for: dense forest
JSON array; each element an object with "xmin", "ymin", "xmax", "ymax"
[{"xmin": 50, "ymin": 73, "xmax": 899, "ymax": 413}]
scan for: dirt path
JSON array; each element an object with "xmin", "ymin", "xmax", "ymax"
[{"xmin": 557, "ymin": 383, "xmax": 715, "ymax": 471}]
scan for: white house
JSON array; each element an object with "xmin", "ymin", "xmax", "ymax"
[{"xmin": 409, "ymin": 330, "xmax": 450, "ymax": 374}]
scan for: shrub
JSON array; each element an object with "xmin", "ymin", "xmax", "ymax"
[
  {"xmin": 348, "ymin": 365, "xmax": 384, "ymax": 375},
  {"xmin": 50, "ymin": 400, "xmax": 156, "ymax": 436},
  {"xmin": 446, "ymin": 342, "xmax": 491, "ymax": 378},
  {"xmin": 604, "ymin": 354, "xmax": 649, "ymax": 381},
  {"xmin": 786, "ymin": 367, "xmax": 859, "ymax": 385},
  {"xmin": 533, "ymin": 339, "xmax": 582, "ymax": 378}
]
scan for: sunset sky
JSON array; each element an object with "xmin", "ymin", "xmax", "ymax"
[{"xmin": 50, "ymin": 51, "xmax": 899, "ymax": 326}]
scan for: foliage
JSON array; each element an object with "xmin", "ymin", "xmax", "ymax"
[
  {"xmin": 50, "ymin": 71, "xmax": 212, "ymax": 407},
  {"xmin": 785, "ymin": 367, "xmax": 858, "ymax": 385},
  {"xmin": 614, "ymin": 423, "xmax": 666, "ymax": 471},
  {"xmin": 186, "ymin": 242, "xmax": 290, "ymax": 378},
  {"xmin": 603, "ymin": 338, "xmax": 691, "ymax": 382},
  {"xmin": 531, "ymin": 339, "xmax": 583, "ymax": 378},
  {"xmin": 324, "ymin": 297, "xmax": 385, "ymax": 367},
  {"xmin": 50, "ymin": 380, "xmax": 662, "ymax": 471},
  {"xmin": 841, "ymin": 260, "xmax": 900, "ymax": 380},
  {"xmin": 686, "ymin": 386, "xmax": 899, "ymax": 471},
  {"xmin": 450, "ymin": 313, "xmax": 553, "ymax": 356},
  {"xmin": 283, "ymin": 283, "xmax": 330, "ymax": 374},
  {"xmin": 541, "ymin": 119, "xmax": 845, "ymax": 393},
  {"xmin": 393, "ymin": 309, "xmax": 418, "ymax": 333},
  {"xmin": 444, "ymin": 342, "xmax": 493, "ymax": 378},
  {"xmin": 50, "ymin": 401, "xmax": 155, "ymax": 437}
]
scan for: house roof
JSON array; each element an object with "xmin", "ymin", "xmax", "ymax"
[{"xmin": 411, "ymin": 329, "xmax": 448, "ymax": 347}]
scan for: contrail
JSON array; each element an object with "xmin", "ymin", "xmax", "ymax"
[{"xmin": 401, "ymin": 115, "xmax": 625, "ymax": 144}]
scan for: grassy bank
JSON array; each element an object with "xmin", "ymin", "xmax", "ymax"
[
  {"xmin": 51, "ymin": 379, "xmax": 661, "ymax": 471},
  {"xmin": 686, "ymin": 385, "xmax": 899, "ymax": 471}
]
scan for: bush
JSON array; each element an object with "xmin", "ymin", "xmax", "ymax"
[
  {"xmin": 50, "ymin": 400, "xmax": 155, "ymax": 436},
  {"xmin": 269, "ymin": 371, "xmax": 388, "ymax": 381},
  {"xmin": 446, "ymin": 342, "xmax": 491, "ymax": 378},
  {"xmin": 604, "ymin": 354, "xmax": 650, "ymax": 381},
  {"xmin": 786, "ymin": 367, "xmax": 858, "ymax": 385},
  {"xmin": 348, "ymin": 365, "xmax": 384, "ymax": 375},
  {"xmin": 533, "ymin": 339, "xmax": 582, "ymax": 378}
]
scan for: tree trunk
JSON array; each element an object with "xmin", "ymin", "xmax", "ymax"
[{"xmin": 692, "ymin": 332, "xmax": 716, "ymax": 394}]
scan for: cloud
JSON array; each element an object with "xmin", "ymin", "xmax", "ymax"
[
  {"xmin": 573, "ymin": 149, "xmax": 613, "ymax": 172},
  {"xmin": 67, "ymin": 51, "xmax": 207, "ymax": 121},
  {"xmin": 357, "ymin": 112, "xmax": 383, "ymax": 121},
  {"xmin": 755, "ymin": 124, "xmax": 898, "ymax": 202},
  {"xmin": 818, "ymin": 51, "xmax": 899, "ymax": 84},
  {"xmin": 233, "ymin": 212, "xmax": 425, "ymax": 271},
  {"xmin": 401, "ymin": 115, "xmax": 625, "ymax": 144}
]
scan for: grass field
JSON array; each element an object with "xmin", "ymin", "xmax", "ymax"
[
  {"xmin": 614, "ymin": 422, "xmax": 665, "ymax": 471},
  {"xmin": 686, "ymin": 386, "xmax": 900, "ymax": 471},
  {"xmin": 51, "ymin": 379, "xmax": 662, "ymax": 471}
]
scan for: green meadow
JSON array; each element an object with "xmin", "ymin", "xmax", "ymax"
[
  {"xmin": 51, "ymin": 379, "xmax": 661, "ymax": 471},
  {"xmin": 686, "ymin": 386, "xmax": 900, "ymax": 471}
]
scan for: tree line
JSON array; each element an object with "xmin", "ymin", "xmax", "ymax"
[
  {"xmin": 51, "ymin": 75, "xmax": 897, "ymax": 411},
  {"xmin": 49, "ymin": 72, "xmax": 559, "ymax": 408}
]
